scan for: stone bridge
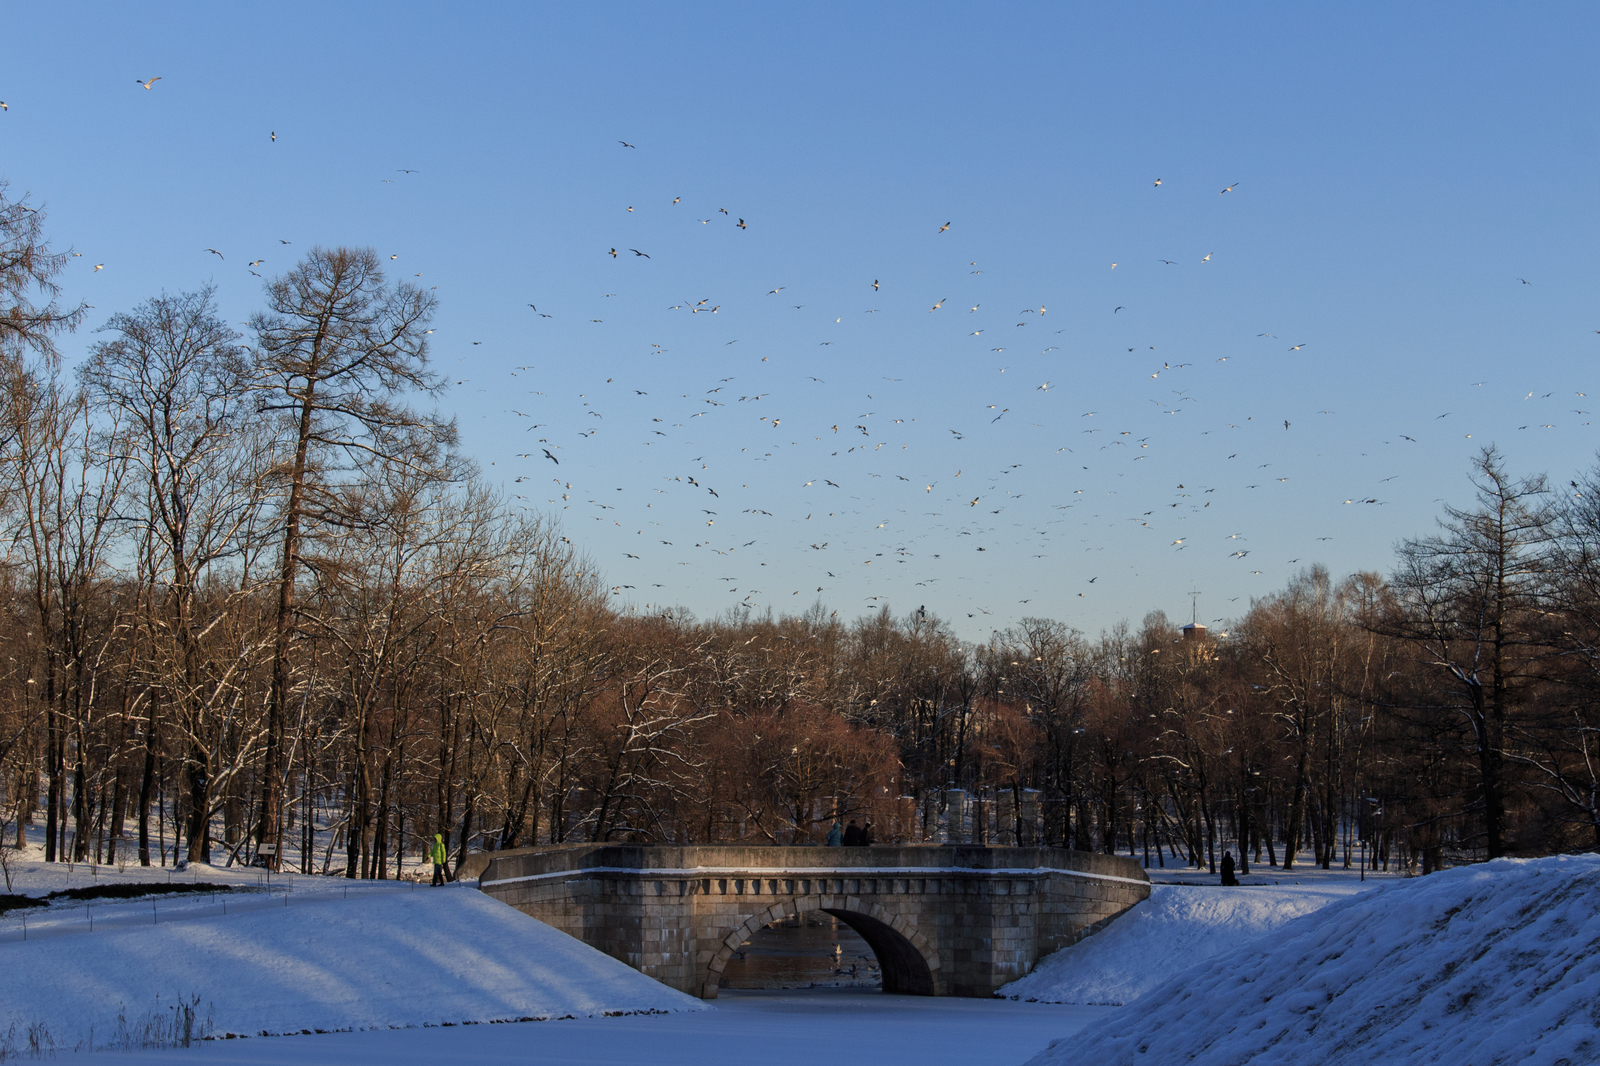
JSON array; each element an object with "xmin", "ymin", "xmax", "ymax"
[{"xmin": 473, "ymin": 844, "xmax": 1149, "ymax": 998}]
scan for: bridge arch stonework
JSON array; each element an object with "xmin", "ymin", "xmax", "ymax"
[{"xmin": 474, "ymin": 845, "xmax": 1150, "ymax": 998}]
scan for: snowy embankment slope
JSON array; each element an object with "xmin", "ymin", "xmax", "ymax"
[
  {"xmin": 0, "ymin": 887, "xmax": 703, "ymax": 1046},
  {"xmin": 1000, "ymin": 884, "xmax": 1353, "ymax": 1005},
  {"xmin": 1024, "ymin": 854, "xmax": 1600, "ymax": 1066}
]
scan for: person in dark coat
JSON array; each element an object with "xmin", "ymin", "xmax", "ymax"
[
  {"xmin": 861, "ymin": 821, "xmax": 875, "ymax": 846},
  {"xmin": 1220, "ymin": 850, "xmax": 1239, "ymax": 886},
  {"xmin": 842, "ymin": 820, "xmax": 865, "ymax": 846}
]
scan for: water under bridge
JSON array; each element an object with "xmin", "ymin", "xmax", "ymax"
[{"xmin": 473, "ymin": 844, "xmax": 1150, "ymax": 998}]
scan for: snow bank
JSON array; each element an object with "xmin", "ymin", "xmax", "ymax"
[
  {"xmin": 0, "ymin": 887, "xmax": 703, "ymax": 1049},
  {"xmin": 1024, "ymin": 854, "xmax": 1600, "ymax": 1066},
  {"xmin": 1001, "ymin": 884, "xmax": 1352, "ymax": 1005}
]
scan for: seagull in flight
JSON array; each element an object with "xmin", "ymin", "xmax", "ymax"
[
  {"xmin": 1220, "ymin": 182, "xmax": 1239, "ymax": 194},
  {"xmin": 938, "ymin": 222, "xmax": 951, "ymax": 233},
  {"xmin": 618, "ymin": 140, "xmax": 636, "ymax": 148},
  {"xmin": 203, "ymin": 248, "xmax": 224, "ymax": 259},
  {"xmin": 137, "ymin": 76, "xmax": 162, "ymax": 89}
]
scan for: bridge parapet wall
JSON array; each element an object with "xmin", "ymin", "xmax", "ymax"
[{"xmin": 477, "ymin": 845, "xmax": 1148, "ymax": 998}]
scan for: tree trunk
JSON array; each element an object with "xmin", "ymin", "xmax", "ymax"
[
  {"xmin": 186, "ymin": 736, "xmax": 210, "ymax": 864},
  {"xmin": 1282, "ymin": 730, "xmax": 1310, "ymax": 870},
  {"xmin": 137, "ymin": 715, "xmax": 157, "ymax": 866},
  {"xmin": 45, "ymin": 700, "xmax": 60, "ymax": 863}
]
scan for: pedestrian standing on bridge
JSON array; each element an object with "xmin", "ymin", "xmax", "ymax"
[
  {"xmin": 431, "ymin": 833, "xmax": 450, "ymax": 885},
  {"xmin": 826, "ymin": 820, "xmax": 844, "ymax": 846},
  {"xmin": 843, "ymin": 820, "xmax": 865, "ymax": 846},
  {"xmin": 862, "ymin": 820, "xmax": 876, "ymax": 846}
]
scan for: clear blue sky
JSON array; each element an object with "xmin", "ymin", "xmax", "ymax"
[{"xmin": 5, "ymin": 3, "xmax": 1597, "ymax": 639}]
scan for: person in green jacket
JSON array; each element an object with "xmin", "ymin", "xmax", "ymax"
[{"xmin": 430, "ymin": 833, "xmax": 449, "ymax": 885}]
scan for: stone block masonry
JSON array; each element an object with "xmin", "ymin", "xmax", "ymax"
[{"xmin": 476, "ymin": 845, "xmax": 1149, "ymax": 999}]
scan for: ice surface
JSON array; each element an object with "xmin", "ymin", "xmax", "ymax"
[
  {"xmin": 90, "ymin": 990, "xmax": 1112, "ymax": 1066},
  {"xmin": 1024, "ymin": 854, "xmax": 1600, "ymax": 1066}
]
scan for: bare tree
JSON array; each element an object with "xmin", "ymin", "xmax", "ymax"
[
  {"xmin": 0, "ymin": 181, "xmax": 86, "ymax": 369},
  {"xmin": 490, "ymin": 519, "xmax": 608, "ymax": 850},
  {"xmin": 81, "ymin": 288, "xmax": 274, "ymax": 864},
  {"xmin": 1381, "ymin": 448, "xmax": 1551, "ymax": 860},
  {"xmin": 1236, "ymin": 568, "xmax": 1361, "ymax": 869},
  {"xmin": 5, "ymin": 362, "xmax": 126, "ymax": 861},
  {"xmin": 1524, "ymin": 462, "xmax": 1600, "ymax": 848},
  {"xmin": 247, "ymin": 248, "xmax": 451, "ymax": 867}
]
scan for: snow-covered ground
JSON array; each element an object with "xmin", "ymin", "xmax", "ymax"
[
  {"xmin": 1002, "ymin": 852, "xmax": 1396, "ymax": 1005},
  {"xmin": 1143, "ymin": 854, "xmax": 1409, "ymax": 889},
  {"xmin": 1025, "ymin": 853, "xmax": 1600, "ymax": 1066},
  {"xmin": 1000, "ymin": 883, "xmax": 1359, "ymax": 1005},
  {"xmin": 0, "ymin": 858, "xmax": 702, "ymax": 1054},
  {"xmin": 9, "ymin": 850, "xmax": 1593, "ymax": 1065},
  {"xmin": 0, "ymin": 847, "xmax": 421, "ymax": 899}
]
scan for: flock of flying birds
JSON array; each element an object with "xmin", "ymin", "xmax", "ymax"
[
  {"xmin": 44, "ymin": 84, "xmax": 1594, "ymax": 631},
  {"xmin": 461, "ymin": 143, "xmax": 1588, "ymax": 627}
]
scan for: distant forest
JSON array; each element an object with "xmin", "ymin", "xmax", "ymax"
[{"xmin": 3, "ymin": 183, "xmax": 1598, "ymax": 880}]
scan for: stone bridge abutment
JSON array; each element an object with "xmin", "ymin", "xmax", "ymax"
[{"xmin": 474, "ymin": 845, "xmax": 1149, "ymax": 998}]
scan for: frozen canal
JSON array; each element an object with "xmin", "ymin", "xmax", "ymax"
[{"xmin": 103, "ymin": 990, "xmax": 1113, "ymax": 1066}]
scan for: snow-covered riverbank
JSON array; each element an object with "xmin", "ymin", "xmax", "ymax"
[
  {"xmin": 0, "ymin": 869, "xmax": 702, "ymax": 1052},
  {"xmin": 1000, "ymin": 882, "xmax": 1358, "ymax": 1005},
  {"xmin": 1025, "ymin": 854, "xmax": 1600, "ymax": 1066}
]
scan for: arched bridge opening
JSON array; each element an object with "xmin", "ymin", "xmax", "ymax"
[
  {"xmin": 823, "ymin": 906, "xmax": 936, "ymax": 995},
  {"xmin": 704, "ymin": 896, "xmax": 940, "ymax": 998}
]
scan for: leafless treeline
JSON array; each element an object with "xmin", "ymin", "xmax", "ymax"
[{"xmin": 2, "ymin": 185, "xmax": 1597, "ymax": 880}]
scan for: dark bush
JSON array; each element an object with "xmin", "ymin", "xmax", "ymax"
[
  {"xmin": 0, "ymin": 894, "xmax": 47, "ymax": 915},
  {"xmin": 45, "ymin": 882, "xmax": 235, "ymax": 903}
]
